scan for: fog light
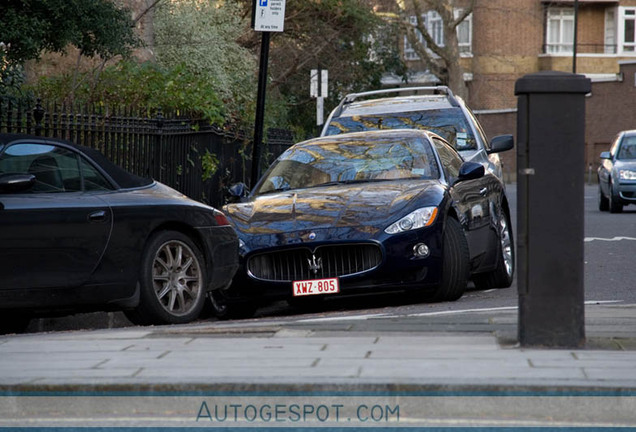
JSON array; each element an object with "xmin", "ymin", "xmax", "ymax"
[{"xmin": 413, "ymin": 243, "xmax": 430, "ymax": 258}]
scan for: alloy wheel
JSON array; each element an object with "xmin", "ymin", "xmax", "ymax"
[{"xmin": 152, "ymin": 240, "xmax": 203, "ymax": 317}]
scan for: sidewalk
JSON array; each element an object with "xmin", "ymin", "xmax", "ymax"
[
  {"xmin": 1, "ymin": 303, "xmax": 635, "ymax": 427},
  {"xmin": 0, "ymin": 302, "xmax": 634, "ymax": 391}
]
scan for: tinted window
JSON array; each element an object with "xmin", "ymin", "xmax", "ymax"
[
  {"xmin": 325, "ymin": 107, "xmax": 477, "ymax": 151},
  {"xmin": 0, "ymin": 143, "xmax": 113, "ymax": 192},
  {"xmin": 432, "ymin": 137, "xmax": 463, "ymax": 181},
  {"xmin": 255, "ymin": 135, "xmax": 440, "ymax": 195}
]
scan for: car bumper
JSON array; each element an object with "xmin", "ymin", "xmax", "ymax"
[
  {"xmin": 225, "ymin": 226, "xmax": 444, "ymax": 303},
  {"xmin": 617, "ymin": 181, "xmax": 636, "ymax": 203},
  {"xmin": 195, "ymin": 225, "xmax": 240, "ymax": 291}
]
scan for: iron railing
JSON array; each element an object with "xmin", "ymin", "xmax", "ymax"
[{"xmin": 0, "ymin": 99, "xmax": 294, "ymax": 208}]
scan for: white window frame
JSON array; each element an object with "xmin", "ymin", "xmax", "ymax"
[
  {"xmin": 618, "ymin": 7, "xmax": 636, "ymax": 55},
  {"xmin": 545, "ymin": 7, "xmax": 575, "ymax": 54},
  {"xmin": 404, "ymin": 10, "xmax": 472, "ymax": 61},
  {"xmin": 605, "ymin": 7, "xmax": 617, "ymax": 54}
]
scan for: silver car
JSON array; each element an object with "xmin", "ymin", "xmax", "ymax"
[
  {"xmin": 320, "ymin": 86, "xmax": 514, "ymax": 180},
  {"xmin": 598, "ymin": 130, "xmax": 636, "ymax": 213}
]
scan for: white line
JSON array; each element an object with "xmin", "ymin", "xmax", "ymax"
[
  {"xmin": 296, "ymin": 313, "xmax": 389, "ymax": 323},
  {"xmin": 584, "ymin": 236, "xmax": 636, "ymax": 242}
]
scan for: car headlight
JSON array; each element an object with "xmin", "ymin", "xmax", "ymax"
[
  {"xmin": 385, "ymin": 207, "xmax": 438, "ymax": 234},
  {"xmin": 619, "ymin": 169, "xmax": 636, "ymax": 180}
]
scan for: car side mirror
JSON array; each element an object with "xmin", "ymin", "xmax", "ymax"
[
  {"xmin": 456, "ymin": 162, "xmax": 485, "ymax": 183},
  {"xmin": 600, "ymin": 151, "xmax": 611, "ymax": 160},
  {"xmin": 488, "ymin": 134, "xmax": 514, "ymax": 154},
  {"xmin": 0, "ymin": 173, "xmax": 36, "ymax": 193},
  {"xmin": 225, "ymin": 182, "xmax": 249, "ymax": 204}
]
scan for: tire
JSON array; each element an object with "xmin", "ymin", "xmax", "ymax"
[
  {"xmin": 473, "ymin": 209, "xmax": 515, "ymax": 290},
  {"xmin": 205, "ymin": 289, "xmax": 257, "ymax": 320},
  {"xmin": 609, "ymin": 180, "xmax": 624, "ymax": 213},
  {"xmin": 598, "ymin": 183, "xmax": 609, "ymax": 212},
  {"xmin": 431, "ymin": 217, "xmax": 469, "ymax": 302},
  {"xmin": 125, "ymin": 231, "xmax": 207, "ymax": 325}
]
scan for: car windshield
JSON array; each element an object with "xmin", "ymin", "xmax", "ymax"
[
  {"xmin": 618, "ymin": 137, "xmax": 636, "ymax": 160},
  {"xmin": 324, "ymin": 107, "xmax": 477, "ymax": 151},
  {"xmin": 254, "ymin": 135, "xmax": 441, "ymax": 195}
]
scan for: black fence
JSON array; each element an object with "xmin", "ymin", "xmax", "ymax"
[{"xmin": 0, "ymin": 99, "xmax": 294, "ymax": 208}]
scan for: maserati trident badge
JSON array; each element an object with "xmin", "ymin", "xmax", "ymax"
[{"xmin": 307, "ymin": 254, "xmax": 322, "ymax": 275}]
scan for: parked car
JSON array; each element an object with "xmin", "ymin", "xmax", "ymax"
[
  {"xmin": 320, "ymin": 86, "xmax": 514, "ymax": 180},
  {"xmin": 0, "ymin": 133, "xmax": 239, "ymax": 333},
  {"xmin": 213, "ymin": 129, "xmax": 514, "ymax": 319},
  {"xmin": 598, "ymin": 130, "xmax": 636, "ymax": 213}
]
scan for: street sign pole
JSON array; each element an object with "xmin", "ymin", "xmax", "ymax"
[
  {"xmin": 251, "ymin": 0, "xmax": 286, "ymax": 188},
  {"xmin": 251, "ymin": 31, "xmax": 270, "ymax": 189},
  {"xmin": 310, "ymin": 69, "xmax": 328, "ymax": 134}
]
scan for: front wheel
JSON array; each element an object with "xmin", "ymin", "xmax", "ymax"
[
  {"xmin": 473, "ymin": 209, "xmax": 515, "ymax": 290},
  {"xmin": 125, "ymin": 231, "xmax": 207, "ymax": 325},
  {"xmin": 431, "ymin": 217, "xmax": 469, "ymax": 302},
  {"xmin": 205, "ymin": 289, "xmax": 257, "ymax": 320},
  {"xmin": 598, "ymin": 183, "xmax": 609, "ymax": 211},
  {"xmin": 609, "ymin": 180, "xmax": 624, "ymax": 213}
]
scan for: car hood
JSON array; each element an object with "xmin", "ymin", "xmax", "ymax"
[
  {"xmin": 615, "ymin": 159, "xmax": 636, "ymax": 171},
  {"xmin": 224, "ymin": 180, "xmax": 443, "ymax": 250}
]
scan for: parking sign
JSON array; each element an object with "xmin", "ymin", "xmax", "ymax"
[{"xmin": 253, "ymin": 0, "xmax": 286, "ymax": 32}]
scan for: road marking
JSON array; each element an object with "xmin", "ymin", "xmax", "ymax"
[
  {"xmin": 294, "ymin": 301, "xmax": 625, "ymax": 323},
  {"xmin": 584, "ymin": 236, "xmax": 636, "ymax": 242}
]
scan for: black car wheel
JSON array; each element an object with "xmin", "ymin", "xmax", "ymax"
[
  {"xmin": 126, "ymin": 231, "xmax": 207, "ymax": 325},
  {"xmin": 473, "ymin": 210, "xmax": 515, "ymax": 290},
  {"xmin": 431, "ymin": 217, "xmax": 469, "ymax": 302},
  {"xmin": 598, "ymin": 182, "xmax": 609, "ymax": 211},
  {"xmin": 609, "ymin": 180, "xmax": 624, "ymax": 213},
  {"xmin": 205, "ymin": 289, "xmax": 257, "ymax": 320}
]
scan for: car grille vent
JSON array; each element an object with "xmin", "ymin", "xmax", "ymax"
[{"xmin": 247, "ymin": 244, "xmax": 382, "ymax": 282}]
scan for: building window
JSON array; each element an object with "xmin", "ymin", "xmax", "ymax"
[
  {"xmin": 546, "ymin": 7, "xmax": 575, "ymax": 54},
  {"xmin": 404, "ymin": 10, "xmax": 472, "ymax": 61},
  {"xmin": 605, "ymin": 8, "xmax": 617, "ymax": 54},
  {"xmin": 619, "ymin": 7, "xmax": 636, "ymax": 54}
]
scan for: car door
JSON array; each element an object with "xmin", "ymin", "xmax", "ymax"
[
  {"xmin": 0, "ymin": 140, "xmax": 113, "ymax": 289},
  {"xmin": 599, "ymin": 133, "xmax": 621, "ymax": 196},
  {"xmin": 432, "ymin": 137, "xmax": 494, "ymax": 263}
]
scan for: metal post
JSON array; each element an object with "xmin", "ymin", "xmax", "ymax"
[
  {"xmin": 515, "ymin": 72, "xmax": 591, "ymax": 348},
  {"xmin": 251, "ymin": 31, "xmax": 271, "ymax": 189},
  {"xmin": 573, "ymin": 0, "xmax": 579, "ymax": 74}
]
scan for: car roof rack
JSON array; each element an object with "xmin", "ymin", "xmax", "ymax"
[{"xmin": 331, "ymin": 86, "xmax": 459, "ymax": 118}]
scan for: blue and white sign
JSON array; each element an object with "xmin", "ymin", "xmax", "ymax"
[{"xmin": 254, "ymin": 0, "xmax": 286, "ymax": 32}]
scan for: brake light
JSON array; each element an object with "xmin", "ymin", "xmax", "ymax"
[{"xmin": 214, "ymin": 211, "xmax": 230, "ymax": 226}]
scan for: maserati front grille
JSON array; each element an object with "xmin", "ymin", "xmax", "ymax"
[{"xmin": 247, "ymin": 244, "xmax": 382, "ymax": 282}]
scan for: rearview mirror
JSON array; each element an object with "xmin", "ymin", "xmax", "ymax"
[
  {"xmin": 599, "ymin": 151, "xmax": 611, "ymax": 160},
  {"xmin": 225, "ymin": 182, "xmax": 250, "ymax": 204},
  {"xmin": 456, "ymin": 162, "xmax": 485, "ymax": 183},
  {"xmin": 488, "ymin": 134, "xmax": 514, "ymax": 154},
  {"xmin": 0, "ymin": 173, "xmax": 36, "ymax": 193}
]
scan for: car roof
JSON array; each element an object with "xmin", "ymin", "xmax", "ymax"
[
  {"xmin": 303, "ymin": 128, "xmax": 446, "ymax": 146},
  {"xmin": 0, "ymin": 133, "xmax": 152, "ymax": 189},
  {"xmin": 338, "ymin": 95, "xmax": 456, "ymax": 117}
]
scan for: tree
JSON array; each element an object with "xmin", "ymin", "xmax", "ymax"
[
  {"xmin": 396, "ymin": 0, "xmax": 474, "ymax": 99},
  {"xmin": 0, "ymin": 0, "xmax": 137, "ymax": 64},
  {"xmin": 234, "ymin": 0, "xmax": 406, "ymax": 137}
]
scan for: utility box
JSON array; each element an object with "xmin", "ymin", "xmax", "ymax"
[{"xmin": 515, "ymin": 71, "xmax": 591, "ymax": 348}]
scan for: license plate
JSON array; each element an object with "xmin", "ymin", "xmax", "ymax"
[{"xmin": 293, "ymin": 278, "xmax": 339, "ymax": 297}]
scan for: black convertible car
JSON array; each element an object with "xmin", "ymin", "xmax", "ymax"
[
  {"xmin": 0, "ymin": 134, "xmax": 238, "ymax": 332},
  {"xmin": 213, "ymin": 129, "xmax": 514, "ymax": 318}
]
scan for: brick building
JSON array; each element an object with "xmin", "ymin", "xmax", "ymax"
[{"xmin": 395, "ymin": 0, "xmax": 636, "ymax": 180}]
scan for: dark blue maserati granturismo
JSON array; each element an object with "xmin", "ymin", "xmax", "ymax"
[{"xmin": 213, "ymin": 129, "xmax": 514, "ymax": 319}]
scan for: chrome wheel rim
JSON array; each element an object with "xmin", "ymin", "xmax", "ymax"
[
  {"xmin": 152, "ymin": 240, "xmax": 203, "ymax": 317},
  {"xmin": 499, "ymin": 215, "xmax": 514, "ymax": 278}
]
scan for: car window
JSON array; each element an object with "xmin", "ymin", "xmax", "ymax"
[
  {"xmin": 324, "ymin": 107, "xmax": 477, "ymax": 151},
  {"xmin": 254, "ymin": 135, "xmax": 441, "ymax": 195},
  {"xmin": 617, "ymin": 136, "xmax": 636, "ymax": 160},
  {"xmin": 0, "ymin": 143, "xmax": 113, "ymax": 193},
  {"xmin": 432, "ymin": 137, "xmax": 463, "ymax": 182}
]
